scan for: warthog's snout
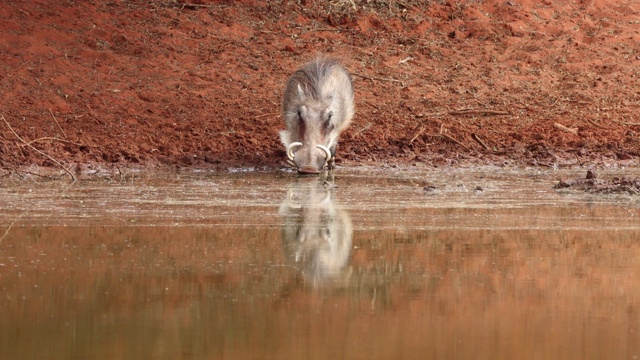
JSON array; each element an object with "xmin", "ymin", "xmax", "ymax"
[{"xmin": 287, "ymin": 142, "xmax": 331, "ymax": 174}]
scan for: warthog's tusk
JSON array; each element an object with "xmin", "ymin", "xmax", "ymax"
[
  {"xmin": 286, "ymin": 142, "xmax": 303, "ymax": 161},
  {"xmin": 316, "ymin": 145, "xmax": 332, "ymax": 168}
]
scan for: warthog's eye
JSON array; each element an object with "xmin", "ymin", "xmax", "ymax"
[
  {"xmin": 325, "ymin": 111, "xmax": 334, "ymax": 130},
  {"xmin": 297, "ymin": 109, "xmax": 303, "ymax": 122}
]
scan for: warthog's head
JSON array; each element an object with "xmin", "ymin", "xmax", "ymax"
[{"xmin": 284, "ymin": 88, "xmax": 335, "ymax": 174}]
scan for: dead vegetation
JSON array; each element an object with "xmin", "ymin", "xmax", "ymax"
[{"xmin": 555, "ymin": 170, "xmax": 640, "ymax": 195}]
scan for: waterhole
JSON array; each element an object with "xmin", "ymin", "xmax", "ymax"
[{"xmin": 1, "ymin": 167, "xmax": 639, "ymax": 359}]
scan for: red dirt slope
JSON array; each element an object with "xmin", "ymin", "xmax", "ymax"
[{"xmin": 1, "ymin": 0, "xmax": 639, "ymax": 175}]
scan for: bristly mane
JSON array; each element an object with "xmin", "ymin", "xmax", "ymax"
[{"xmin": 289, "ymin": 56, "xmax": 342, "ymax": 102}]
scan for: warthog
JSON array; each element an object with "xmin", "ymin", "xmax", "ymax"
[{"xmin": 280, "ymin": 56, "xmax": 355, "ymax": 174}]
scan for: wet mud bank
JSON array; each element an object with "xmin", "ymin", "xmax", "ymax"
[{"xmin": 555, "ymin": 170, "xmax": 640, "ymax": 195}]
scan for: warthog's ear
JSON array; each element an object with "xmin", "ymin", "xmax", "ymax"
[{"xmin": 297, "ymin": 84, "xmax": 307, "ymax": 102}]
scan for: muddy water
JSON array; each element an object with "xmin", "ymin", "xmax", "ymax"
[{"xmin": 1, "ymin": 168, "xmax": 640, "ymax": 359}]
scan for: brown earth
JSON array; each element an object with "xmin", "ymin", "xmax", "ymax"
[{"xmin": 1, "ymin": 0, "xmax": 640, "ymax": 176}]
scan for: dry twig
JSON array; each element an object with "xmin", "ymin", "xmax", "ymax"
[
  {"xmin": 176, "ymin": 3, "xmax": 215, "ymax": 10},
  {"xmin": 298, "ymin": 28, "xmax": 357, "ymax": 35},
  {"xmin": 449, "ymin": 108, "xmax": 510, "ymax": 116},
  {"xmin": 353, "ymin": 122, "xmax": 372, "ymax": 137},
  {"xmin": 409, "ymin": 126, "xmax": 425, "ymax": 144},
  {"xmin": 438, "ymin": 125, "xmax": 469, "ymax": 150},
  {"xmin": 48, "ymin": 108, "xmax": 67, "ymax": 139},
  {"xmin": 5, "ymin": 167, "xmax": 55, "ymax": 179},
  {"xmin": 0, "ymin": 222, "xmax": 15, "ymax": 244},
  {"xmin": 439, "ymin": 133, "xmax": 470, "ymax": 150},
  {"xmin": 587, "ymin": 119, "xmax": 609, "ymax": 129},
  {"xmin": 471, "ymin": 133, "xmax": 489, "ymax": 150},
  {"xmin": 415, "ymin": 112, "xmax": 447, "ymax": 118},
  {"xmin": 1, "ymin": 115, "xmax": 76, "ymax": 181},
  {"xmin": 553, "ymin": 122, "xmax": 579, "ymax": 135}
]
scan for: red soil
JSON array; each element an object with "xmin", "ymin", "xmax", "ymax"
[{"xmin": 1, "ymin": 0, "xmax": 639, "ymax": 175}]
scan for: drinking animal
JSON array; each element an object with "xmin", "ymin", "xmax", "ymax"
[{"xmin": 280, "ymin": 56, "xmax": 355, "ymax": 174}]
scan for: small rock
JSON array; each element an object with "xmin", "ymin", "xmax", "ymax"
[{"xmin": 423, "ymin": 185, "xmax": 438, "ymax": 192}]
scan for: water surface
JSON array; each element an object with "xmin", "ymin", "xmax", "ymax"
[{"xmin": 1, "ymin": 168, "xmax": 639, "ymax": 359}]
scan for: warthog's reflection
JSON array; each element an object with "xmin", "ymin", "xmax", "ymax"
[{"xmin": 279, "ymin": 177, "xmax": 352, "ymax": 286}]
